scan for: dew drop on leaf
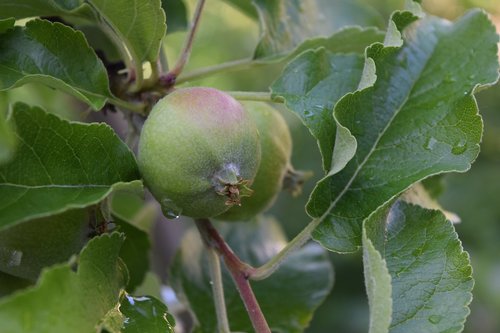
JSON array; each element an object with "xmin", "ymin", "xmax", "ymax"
[
  {"xmin": 451, "ymin": 140, "xmax": 467, "ymax": 155},
  {"xmin": 428, "ymin": 315, "xmax": 443, "ymax": 324},
  {"xmin": 423, "ymin": 137, "xmax": 437, "ymax": 151}
]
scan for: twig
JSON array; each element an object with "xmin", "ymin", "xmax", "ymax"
[
  {"xmin": 195, "ymin": 226, "xmax": 231, "ymax": 333},
  {"xmin": 226, "ymin": 91, "xmax": 281, "ymax": 103},
  {"xmin": 176, "ymin": 57, "xmax": 265, "ymax": 84},
  {"xmin": 161, "ymin": 0, "xmax": 206, "ymax": 87},
  {"xmin": 107, "ymin": 97, "xmax": 145, "ymax": 114},
  {"xmin": 195, "ymin": 219, "xmax": 271, "ymax": 333},
  {"xmin": 249, "ymin": 218, "xmax": 321, "ymax": 280}
]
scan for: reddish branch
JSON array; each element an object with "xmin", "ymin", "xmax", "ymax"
[
  {"xmin": 195, "ymin": 219, "xmax": 271, "ymax": 333},
  {"xmin": 161, "ymin": 0, "xmax": 206, "ymax": 88}
]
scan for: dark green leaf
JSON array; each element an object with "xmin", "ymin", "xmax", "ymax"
[
  {"xmin": 0, "ymin": 19, "xmax": 112, "ymax": 110},
  {"xmin": 0, "ymin": 104, "xmax": 140, "ymax": 230},
  {"xmin": 87, "ymin": 0, "xmax": 166, "ymax": 74},
  {"xmin": 363, "ymin": 201, "xmax": 473, "ymax": 333},
  {"xmin": 0, "ymin": 233, "xmax": 127, "ymax": 332},
  {"xmin": 115, "ymin": 218, "xmax": 150, "ymax": 292},
  {"xmin": 120, "ymin": 294, "xmax": 175, "ymax": 333},
  {"xmin": 77, "ymin": 24, "xmax": 123, "ymax": 63},
  {"xmin": 171, "ymin": 216, "xmax": 333, "ymax": 333},
  {"xmin": 288, "ymin": 26, "xmax": 385, "ymax": 60},
  {"xmin": 221, "ymin": 0, "xmax": 258, "ymax": 19},
  {"xmin": 161, "ymin": 0, "xmax": 188, "ymax": 34},
  {"xmin": 308, "ymin": 9, "xmax": 499, "ymax": 253},
  {"xmin": 0, "ymin": 0, "xmax": 92, "ymax": 19},
  {"xmin": 0, "ymin": 209, "xmax": 90, "ymax": 281},
  {"xmin": 421, "ymin": 175, "xmax": 445, "ymax": 199},
  {"xmin": 253, "ymin": 0, "xmax": 384, "ymax": 59},
  {"xmin": 0, "ymin": 272, "xmax": 32, "ymax": 298},
  {"xmin": 110, "ymin": 181, "xmax": 156, "ymax": 233},
  {"xmin": 272, "ymin": 50, "xmax": 365, "ymax": 171},
  {"xmin": 0, "ymin": 17, "xmax": 14, "ymax": 33}
]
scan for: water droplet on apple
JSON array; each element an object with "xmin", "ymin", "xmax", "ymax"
[{"xmin": 161, "ymin": 199, "xmax": 182, "ymax": 219}]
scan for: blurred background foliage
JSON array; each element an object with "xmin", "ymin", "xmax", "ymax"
[{"xmin": 1, "ymin": 0, "xmax": 499, "ymax": 332}]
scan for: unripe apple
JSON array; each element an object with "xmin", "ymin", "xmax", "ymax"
[
  {"xmin": 216, "ymin": 102, "xmax": 292, "ymax": 221},
  {"xmin": 138, "ymin": 87, "xmax": 261, "ymax": 218}
]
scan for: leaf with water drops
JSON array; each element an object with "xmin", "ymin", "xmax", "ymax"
[
  {"xmin": 0, "ymin": 233, "xmax": 127, "ymax": 333},
  {"xmin": 120, "ymin": 294, "xmax": 175, "ymax": 333},
  {"xmin": 307, "ymin": 8, "xmax": 499, "ymax": 253},
  {"xmin": 272, "ymin": 49, "xmax": 366, "ymax": 171},
  {"xmin": 363, "ymin": 201, "xmax": 473, "ymax": 333},
  {"xmin": 170, "ymin": 216, "xmax": 333, "ymax": 333},
  {"xmin": 0, "ymin": 103, "xmax": 140, "ymax": 230}
]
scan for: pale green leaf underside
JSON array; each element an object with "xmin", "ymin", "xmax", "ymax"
[
  {"xmin": 0, "ymin": 19, "xmax": 112, "ymax": 110},
  {"xmin": 363, "ymin": 201, "xmax": 473, "ymax": 333},
  {"xmin": 0, "ymin": 110, "xmax": 16, "ymax": 164},
  {"xmin": 363, "ymin": 205, "xmax": 392, "ymax": 333},
  {"xmin": 308, "ymin": 9, "xmax": 499, "ymax": 253},
  {"xmin": 0, "ymin": 233, "xmax": 127, "ymax": 333},
  {"xmin": 0, "ymin": 104, "xmax": 140, "ymax": 230},
  {"xmin": 170, "ymin": 216, "xmax": 333, "ymax": 333},
  {"xmin": 253, "ymin": 0, "xmax": 384, "ymax": 59}
]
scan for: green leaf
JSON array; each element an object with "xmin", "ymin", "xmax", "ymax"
[
  {"xmin": 288, "ymin": 26, "xmax": 385, "ymax": 60},
  {"xmin": 221, "ymin": 0, "xmax": 258, "ymax": 19},
  {"xmin": 110, "ymin": 181, "xmax": 157, "ymax": 233},
  {"xmin": 0, "ymin": 232, "xmax": 127, "ymax": 333},
  {"xmin": 120, "ymin": 294, "xmax": 175, "ymax": 333},
  {"xmin": 272, "ymin": 49, "xmax": 365, "ymax": 171},
  {"xmin": 87, "ymin": 0, "xmax": 166, "ymax": 74},
  {"xmin": 170, "ymin": 216, "xmax": 333, "ymax": 333},
  {"xmin": 362, "ymin": 203, "xmax": 393, "ymax": 333},
  {"xmin": 0, "ymin": 109, "xmax": 16, "ymax": 164},
  {"xmin": 363, "ymin": 201, "xmax": 473, "ymax": 333},
  {"xmin": 0, "ymin": 103, "xmax": 140, "ymax": 230},
  {"xmin": 115, "ymin": 218, "xmax": 150, "ymax": 292},
  {"xmin": 0, "ymin": 17, "xmax": 14, "ymax": 33},
  {"xmin": 0, "ymin": 209, "xmax": 90, "ymax": 281},
  {"xmin": 0, "ymin": 0, "xmax": 92, "ymax": 19},
  {"xmin": 308, "ymin": 9, "xmax": 499, "ymax": 253},
  {"xmin": 0, "ymin": 19, "xmax": 113, "ymax": 110},
  {"xmin": 253, "ymin": 0, "xmax": 384, "ymax": 59},
  {"xmin": 161, "ymin": 0, "xmax": 188, "ymax": 34}
]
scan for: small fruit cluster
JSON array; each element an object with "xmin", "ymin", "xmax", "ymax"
[{"xmin": 138, "ymin": 87, "xmax": 293, "ymax": 221}]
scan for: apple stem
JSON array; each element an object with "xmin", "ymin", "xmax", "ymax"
[
  {"xmin": 226, "ymin": 91, "xmax": 283, "ymax": 103},
  {"xmin": 195, "ymin": 219, "xmax": 271, "ymax": 333},
  {"xmin": 161, "ymin": 0, "xmax": 206, "ymax": 87},
  {"xmin": 249, "ymin": 217, "xmax": 322, "ymax": 280},
  {"xmin": 197, "ymin": 230, "xmax": 231, "ymax": 333},
  {"xmin": 176, "ymin": 57, "xmax": 264, "ymax": 84}
]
